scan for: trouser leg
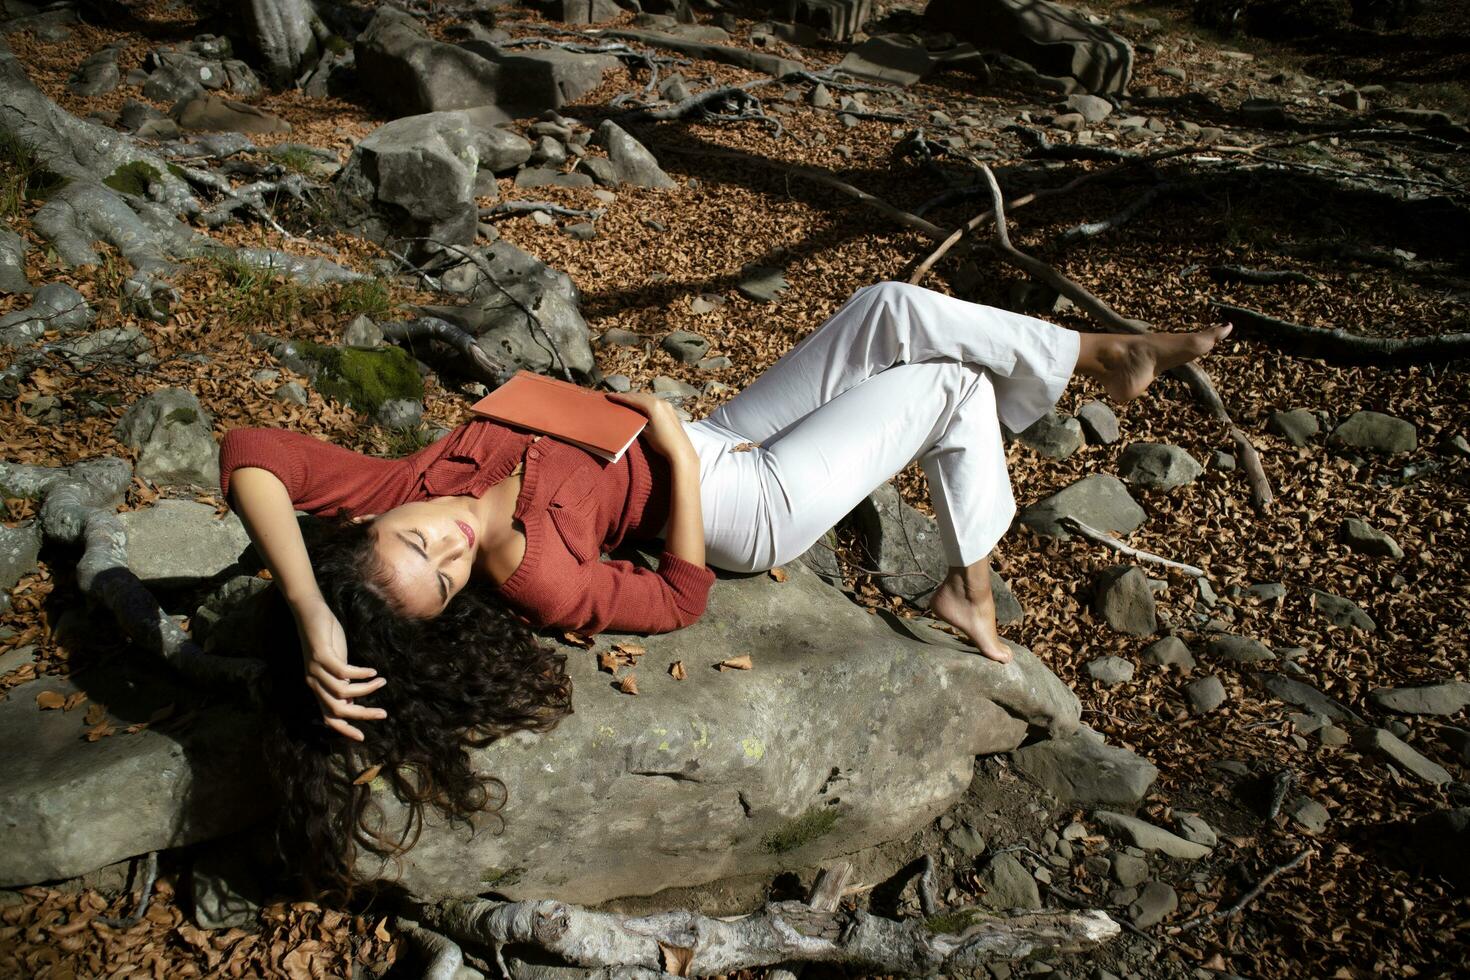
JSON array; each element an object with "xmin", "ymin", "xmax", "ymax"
[
  {"xmin": 706, "ymin": 279, "xmax": 1081, "ymax": 439},
  {"xmin": 688, "ymin": 358, "xmax": 1011, "ymax": 572}
]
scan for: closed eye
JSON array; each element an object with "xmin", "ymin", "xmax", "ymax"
[{"xmin": 407, "ymin": 530, "xmax": 450, "ymax": 604}]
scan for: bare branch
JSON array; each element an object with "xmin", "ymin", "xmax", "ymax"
[{"xmin": 1214, "ymin": 303, "xmax": 1470, "ymax": 367}]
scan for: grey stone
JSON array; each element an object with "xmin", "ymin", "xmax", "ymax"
[
  {"xmin": 529, "ymin": 136, "xmax": 568, "ymax": 167},
  {"xmin": 1329, "ymin": 411, "xmax": 1417, "ymax": 454},
  {"xmin": 947, "ymin": 824, "xmax": 988, "ymax": 857},
  {"xmin": 1207, "ymin": 633, "xmax": 1276, "ymax": 664},
  {"xmin": 1018, "ymin": 474, "xmax": 1145, "ymax": 540},
  {"xmin": 1084, "ymin": 855, "xmax": 1111, "ymax": 877},
  {"xmin": 272, "ymin": 381, "xmax": 308, "ymax": 406},
  {"xmin": 1286, "ymin": 797, "xmax": 1329, "ymax": 833},
  {"xmin": 977, "ymin": 852, "xmax": 1042, "ymax": 911},
  {"xmin": 1092, "ymin": 566, "xmax": 1156, "ymax": 636},
  {"xmin": 1318, "ymin": 725, "xmax": 1349, "ymax": 746},
  {"xmin": 113, "ymin": 388, "xmax": 220, "ymax": 488},
  {"xmin": 1117, "ymin": 443, "xmax": 1202, "ymax": 490},
  {"xmin": 0, "ymin": 645, "xmax": 36, "ymax": 675},
  {"xmin": 343, "ymin": 314, "xmax": 384, "ymax": 348},
  {"xmin": 695, "ymin": 355, "xmax": 730, "ymax": 372},
  {"xmin": 1309, "ymin": 589, "xmax": 1376, "ymax": 631},
  {"xmin": 1094, "ymin": 811, "xmax": 1211, "ymax": 860},
  {"xmin": 599, "ymin": 328, "xmax": 644, "ymax": 348},
  {"xmin": 565, "ymin": 222, "xmax": 596, "ymax": 241},
  {"xmin": 335, "ymin": 109, "xmax": 534, "ymax": 255},
  {"xmin": 376, "ymin": 398, "xmax": 424, "ymax": 430},
  {"xmin": 1209, "ymin": 450, "xmax": 1236, "ymax": 470},
  {"xmin": 991, "ymin": 573, "xmax": 1025, "ymax": 626},
  {"xmin": 191, "ymin": 833, "xmax": 269, "ymax": 929},
  {"xmin": 1369, "ymin": 683, "xmax": 1470, "ymax": 717},
  {"xmin": 0, "ymin": 522, "xmax": 42, "ymax": 592},
  {"xmin": 1142, "ymin": 636, "xmax": 1195, "ymax": 671},
  {"xmin": 1017, "ymin": 411, "xmax": 1083, "ymax": 459},
  {"xmin": 592, "ymin": 120, "xmax": 677, "ymax": 189},
  {"xmin": 651, "ymin": 376, "xmax": 699, "ymax": 399},
  {"xmin": 925, "ymin": 0, "xmax": 1134, "ymax": 94},
  {"xmin": 0, "ymin": 221, "xmax": 29, "ymax": 294},
  {"xmin": 543, "ymin": 0, "xmax": 622, "ymax": 26},
  {"xmin": 846, "ymin": 482, "xmax": 947, "ymax": 604},
  {"xmin": 0, "ymin": 283, "xmax": 94, "ymax": 347},
  {"xmin": 1290, "ymin": 712, "xmax": 1328, "ymax": 734},
  {"xmin": 660, "ymin": 330, "xmax": 709, "ymax": 365},
  {"xmin": 1246, "ymin": 582, "xmax": 1286, "ymax": 601},
  {"xmin": 1340, "ymin": 518, "xmax": 1403, "ymax": 559},
  {"xmin": 737, "ymin": 265, "xmax": 789, "ymax": 303},
  {"xmin": 1076, "ymin": 400, "xmax": 1119, "ymax": 444},
  {"xmin": 1185, "ymin": 676, "xmax": 1226, "ymax": 714},
  {"xmin": 835, "ymin": 34, "xmax": 941, "ymax": 87},
  {"xmin": 117, "ymin": 500, "xmax": 252, "ymax": 585},
  {"xmin": 810, "ymin": 82, "xmax": 833, "ymax": 107},
  {"xmin": 1254, "ymin": 673, "xmax": 1361, "ymax": 723},
  {"xmin": 67, "ymin": 47, "xmax": 120, "ymax": 96},
  {"xmin": 1086, "ymin": 656, "xmax": 1134, "ymax": 686},
  {"xmin": 1011, "ymin": 726, "xmax": 1157, "ymax": 806},
  {"xmin": 1128, "ymin": 880, "xmax": 1177, "ymax": 928},
  {"xmin": 1175, "ymin": 813, "xmax": 1216, "ymax": 848},
  {"xmin": 602, "ymin": 374, "xmax": 632, "ymax": 394},
  {"xmin": 1110, "ymin": 852, "xmax": 1147, "ymax": 887},
  {"xmin": 1266, "ymin": 408, "xmax": 1319, "ymax": 446},
  {"xmin": 1354, "ymin": 728, "xmax": 1451, "ymax": 785},
  {"xmin": 410, "ymin": 239, "xmax": 596, "ymax": 379},
  {"xmin": 1063, "ymin": 93, "xmax": 1113, "ymax": 122},
  {"xmin": 355, "ymin": 6, "xmax": 617, "ymax": 120}
]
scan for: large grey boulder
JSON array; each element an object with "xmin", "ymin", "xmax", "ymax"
[
  {"xmin": 1011, "ymin": 725, "xmax": 1157, "ymax": 806},
  {"xmin": 1092, "ymin": 565, "xmax": 1156, "ymax": 636},
  {"xmin": 1117, "ymin": 442, "xmax": 1202, "ymax": 490},
  {"xmin": 368, "ymin": 559, "xmax": 1079, "ymax": 903},
  {"xmin": 924, "ymin": 0, "xmax": 1134, "ymax": 95},
  {"xmin": 0, "ymin": 282, "xmax": 93, "ymax": 347},
  {"xmin": 591, "ymin": 120, "xmax": 678, "ymax": 190},
  {"xmin": 67, "ymin": 45, "xmax": 120, "ymax": 96},
  {"xmin": 335, "ymin": 109, "xmax": 533, "ymax": 255},
  {"xmin": 117, "ymin": 500, "xmax": 253, "ymax": 586},
  {"xmin": 1329, "ymin": 410, "xmax": 1417, "ymax": 454},
  {"xmin": 113, "ymin": 388, "xmax": 220, "ymax": 488},
  {"xmin": 1019, "ymin": 474, "xmax": 1145, "ymax": 540},
  {"xmin": 0, "ymin": 670, "xmax": 268, "ymax": 888},
  {"xmin": 410, "ymin": 239, "xmax": 596, "ymax": 379},
  {"xmin": 355, "ymin": 6, "xmax": 618, "ymax": 120},
  {"xmin": 835, "ymin": 34, "xmax": 943, "ymax": 87},
  {"xmin": 846, "ymin": 481, "xmax": 947, "ymax": 604}
]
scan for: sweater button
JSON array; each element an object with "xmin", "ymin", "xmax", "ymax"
[{"xmin": 528, "ymin": 449, "xmax": 540, "ymax": 459}]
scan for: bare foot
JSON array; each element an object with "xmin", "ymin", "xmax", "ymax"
[
  {"xmin": 929, "ymin": 572, "xmax": 1013, "ymax": 664},
  {"xmin": 1098, "ymin": 324, "xmax": 1232, "ymax": 404}
]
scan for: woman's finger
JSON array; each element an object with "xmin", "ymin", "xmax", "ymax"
[
  {"xmin": 323, "ymin": 716, "xmax": 366, "ymax": 742},
  {"xmin": 333, "ymin": 702, "xmax": 390, "ymax": 721},
  {"xmin": 338, "ymin": 677, "xmax": 387, "ymax": 699},
  {"xmin": 337, "ymin": 662, "xmax": 378, "ymax": 680}
]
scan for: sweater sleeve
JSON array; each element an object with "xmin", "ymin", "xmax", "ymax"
[
  {"xmin": 218, "ymin": 427, "xmax": 409, "ymax": 517},
  {"xmin": 545, "ymin": 549, "xmax": 716, "ymax": 635}
]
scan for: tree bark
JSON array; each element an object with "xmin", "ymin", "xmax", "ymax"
[{"xmin": 1213, "ymin": 303, "xmax": 1470, "ymax": 367}]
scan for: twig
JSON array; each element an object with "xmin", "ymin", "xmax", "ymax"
[
  {"xmin": 916, "ymin": 855, "xmax": 938, "ymax": 918},
  {"xmin": 380, "ymin": 316, "xmax": 511, "ymax": 388},
  {"xmin": 1174, "ymin": 849, "xmax": 1312, "ymax": 934},
  {"xmin": 1058, "ymin": 517, "xmax": 1205, "ymax": 577},
  {"xmin": 481, "ymin": 201, "xmax": 606, "ymax": 221},
  {"xmin": 1059, "ymin": 184, "xmax": 1169, "ymax": 243},
  {"xmin": 1214, "ymin": 303, "xmax": 1470, "ymax": 367},
  {"xmin": 974, "ymin": 164, "xmax": 1273, "ymax": 512},
  {"xmin": 98, "ymin": 852, "xmax": 159, "ymax": 928}
]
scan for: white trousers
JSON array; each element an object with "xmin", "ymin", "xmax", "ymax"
[{"xmin": 680, "ymin": 281, "xmax": 1082, "ymax": 573}]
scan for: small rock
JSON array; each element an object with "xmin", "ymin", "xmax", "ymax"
[
  {"xmin": 1286, "ymin": 797, "xmax": 1329, "ymax": 833},
  {"xmin": 1142, "ymin": 636, "xmax": 1195, "ymax": 671},
  {"xmin": 976, "ymin": 852, "xmax": 1042, "ymax": 911},
  {"xmin": 1209, "ymin": 450, "xmax": 1236, "ymax": 470},
  {"xmin": 1117, "ymin": 442, "xmax": 1202, "ymax": 489},
  {"xmin": 1061, "ymin": 821, "xmax": 1087, "ymax": 840},
  {"xmin": 602, "ymin": 374, "xmax": 632, "ymax": 393},
  {"xmin": 1019, "ymin": 474, "xmax": 1145, "ymax": 540},
  {"xmin": 1017, "ymin": 411, "xmax": 1083, "ymax": 459},
  {"xmin": 1185, "ymin": 676, "xmax": 1227, "ymax": 714},
  {"xmin": 1290, "ymin": 712, "xmax": 1328, "ymax": 734},
  {"xmin": 1309, "ymin": 589, "xmax": 1376, "ymax": 631},
  {"xmin": 1174, "ymin": 814, "xmax": 1217, "ymax": 847},
  {"xmin": 1339, "ymin": 518, "xmax": 1404, "ymax": 559},
  {"xmin": 737, "ymin": 266, "xmax": 789, "ymax": 303},
  {"xmin": 660, "ymin": 329, "xmax": 710, "ymax": 365},
  {"xmin": 810, "ymin": 83, "xmax": 833, "ymax": 108},
  {"xmin": 343, "ymin": 314, "xmax": 382, "ymax": 348},
  {"xmin": 1354, "ymin": 728, "xmax": 1452, "ymax": 785},
  {"xmin": 1245, "ymin": 582, "xmax": 1286, "ymax": 601},
  {"xmin": 947, "ymin": 824, "xmax": 987, "ymax": 857},
  {"xmin": 1329, "ymin": 410, "xmax": 1417, "ymax": 454},
  {"xmin": 651, "ymin": 376, "xmax": 699, "ymax": 399},
  {"xmin": 273, "ymin": 382, "xmax": 308, "ymax": 405},
  {"xmin": 695, "ymin": 356, "xmax": 731, "ymax": 372},
  {"xmin": 1094, "ymin": 811, "xmax": 1211, "ymax": 860},
  {"xmin": 1208, "ymin": 633, "xmax": 1276, "ymax": 664},
  {"xmin": 1127, "ymin": 880, "xmax": 1177, "ymax": 929},
  {"xmin": 1086, "ymin": 656, "xmax": 1135, "ymax": 686},
  {"xmin": 1093, "ymin": 566, "xmax": 1157, "ymax": 636},
  {"xmin": 1077, "ymin": 400, "xmax": 1120, "ymax": 444},
  {"xmin": 1369, "ymin": 683, "xmax": 1470, "ymax": 717},
  {"xmin": 1084, "ymin": 855, "xmax": 1111, "ymax": 877},
  {"xmin": 565, "ymin": 222, "xmax": 596, "ymax": 241},
  {"xmin": 1332, "ymin": 90, "xmax": 1368, "ymax": 112},
  {"xmin": 1011, "ymin": 726, "xmax": 1158, "ymax": 806},
  {"xmin": 598, "ymin": 328, "xmax": 644, "ymax": 348},
  {"xmin": 1111, "ymin": 853, "xmax": 1148, "ymax": 887},
  {"xmin": 1062, "ymin": 93, "xmax": 1113, "ymax": 123},
  {"xmin": 1267, "ymin": 409, "xmax": 1319, "ymax": 447},
  {"xmin": 375, "ymin": 399, "xmax": 423, "ymax": 430}
]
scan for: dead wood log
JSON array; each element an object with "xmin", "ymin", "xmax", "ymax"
[
  {"xmin": 416, "ymin": 896, "xmax": 1118, "ymax": 975},
  {"xmin": 379, "ymin": 316, "xmax": 510, "ymax": 389},
  {"xmin": 1214, "ymin": 303, "xmax": 1470, "ymax": 366},
  {"xmin": 397, "ymin": 916, "xmax": 466, "ymax": 980},
  {"xmin": 974, "ymin": 164, "xmax": 1274, "ymax": 512}
]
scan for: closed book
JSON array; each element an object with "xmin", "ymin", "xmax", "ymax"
[{"xmin": 468, "ymin": 371, "xmax": 648, "ymax": 463}]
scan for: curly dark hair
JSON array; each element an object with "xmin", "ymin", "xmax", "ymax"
[{"xmin": 260, "ymin": 517, "xmax": 573, "ymax": 899}]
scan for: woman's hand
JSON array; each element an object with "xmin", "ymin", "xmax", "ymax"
[
  {"xmin": 605, "ymin": 390, "xmax": 696, "ymax": 462},
  {"xmin": 293, "ymin": 598, "xmax": 388, "ymax": 742}
]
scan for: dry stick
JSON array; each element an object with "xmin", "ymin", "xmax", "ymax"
[
  {"xmin": 98, "ymin": 852, "xmax": 159, "ymax": 929},
  {"xmin": 1213, "ymin": 303, "xmax": 1470, "ymax": 367},
  {"xmin": 973, "ymin": 164, "xmax": 1274, "ymax": 512},
  {"xmin": 1058, "ymin": 517, "xmax": 1205, "ymax": 577},
  {"xmin": 1174, "ymin": 849, "xmax": 1312, "ymax": 935},
  {"xmin": 380, "ymin": 316, "xmax": 510, "ymax": 389},
  {"xmin": 396, "ymin": 916, "xmax": 465, "ymax": 980},
  {"xmin": 768, "ymin": 862, "xmax": 854, "ymax": 980}
]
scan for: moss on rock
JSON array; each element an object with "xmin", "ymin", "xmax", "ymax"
[
  {"xmin": 761, "ymin": 806, "xmax": 839, "ymax": 855},
  {"xmin": 296, "ymin": 341, "xmax": 423, "ymax": 415},
  {"xmin": 103, "ymin": 162, "xmax": 162, "ymax": 198}
]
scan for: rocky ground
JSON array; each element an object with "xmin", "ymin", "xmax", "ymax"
[{"xmin": 1, "ymin": 0, "xmax": 1467, "ymax": 977}]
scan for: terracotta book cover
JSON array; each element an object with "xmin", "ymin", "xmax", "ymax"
[{"xmin": 468, "ymin": 371, "xmax": 649, "ymax": 463}]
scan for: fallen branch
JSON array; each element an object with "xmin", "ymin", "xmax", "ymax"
[
  {"xmin": 1174, "ymin": 849, "xmax": 1312, "ymax": 935},
  {"xmin": 416, "ymin": 896, "xmax": 1118, "ymax": 974},
  {"xmin": 98, "ymin": 852, "xmax": 159, "ymax": 929},
  {"xmin": 397, "ymin": 917, "xmax": 465, "ymax": 980},
  {"xmin": 1213, "ymin": 303, "xmax": 1470, "ymax": 367},
  {"xmin": 1206, "ymin": 265, "xmax": 1324, "ymax": 288},
  {"xmin": 1059, "ymin": 184, "xmax": 1169, "ymax": 243},
  {"xmin": 481, "ymin": 201, "xmax": 606, "ymax": 221},
  {"xmin": 380, "ymin": 316, "xmax": 510, "ymax": 389},
  {"xmin": 974, "ymin": 164, "xmax": 1273, "ymax": 512},
  {"xmin": 1058, "ymin": 517, "xmax": 1205, "ymax": 577}
]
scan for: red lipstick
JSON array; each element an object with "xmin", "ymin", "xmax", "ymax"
[{"xmin": 456, "ymin": 520, "xmax": 475, "ymax": 550}]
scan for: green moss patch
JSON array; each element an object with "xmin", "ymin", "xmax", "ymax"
[
  {"xmin": 761, "ymin": 806, "xmax": 839, "ymax": 855},
  {"xmin": 480, "ymin": 866, "xmax": 524, "ymax": 888},
  {"xmin": 297, "ymin": 341, "xmax": 423, "ymax": 415},
  {"xmin": 103, "ymin": 161, "xmax": 162, "ymax": 198},
  {"xmin": 923, "ymin": 908, "xmax": 987, "ymax": 934}
]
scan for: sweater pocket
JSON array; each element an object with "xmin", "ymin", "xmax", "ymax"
[{"xmin": 547, "ymin": 482, "xmax": 601, "ymax": 563}]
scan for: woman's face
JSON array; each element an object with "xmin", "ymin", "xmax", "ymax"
[{"xmin": 369, "ymin": 498, "xmax": 479, "ymax": 618}]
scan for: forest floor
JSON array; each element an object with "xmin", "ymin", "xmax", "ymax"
[{"xmin": 0, "ymin": 0, "xmax": 1467, "ymax": 977}]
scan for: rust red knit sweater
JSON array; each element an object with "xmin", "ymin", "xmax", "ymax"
[{"xmin": 218, "ymin": 419, "xmax": 716, "ymax": 634}]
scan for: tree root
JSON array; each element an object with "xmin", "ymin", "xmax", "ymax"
[
  {"xmin": 1213, "ymin": 303, "xmax": 1470, "ymax": 367},
  {"xmin": 1207, "ymin": 265, "xmax": 1324, "ymax": 288},
  {"xmin": 414, "ymin": 895, "xmax": 1118, "ymax": 975},
  {"xmin": 397, "ymin": 917, "xmax": 467, "ymax": 980},
  {"xmin": 380, "ymin": 316, "xmax": 511, "ymax": 389},
  {"xmin": 974, "ymin": 164, "xmax": 1274, "ymax": 511}
]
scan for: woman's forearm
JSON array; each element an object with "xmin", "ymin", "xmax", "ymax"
[
  {"xmin": 229, "ymin": 466, "xmax": 326, "ymax": 611},
  {"xmin": 663, "ymin": 448, "xmax": 705, "ymax": 568}
]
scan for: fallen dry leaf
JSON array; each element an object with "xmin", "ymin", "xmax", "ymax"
[
  {"xmin": 658, "ymin": 941, "xmax": 694, "ymax": 977},
  {"xmin": 597, "ymin": 650, "xmax": 621, "ymax": 674},
  {"xmin": 716, "ymin": 654, "xmax": 753, "ymax": 671},
  {"xmin": 351, "ymin": 765, "xmax": 382, "ymax": 786},
  {"xmin": 611, "ymin": 641, "xmax": 645, "ymax": 658},
  {"xmin": 562, "ymin": 631, "xmax": 594, "ymax": 648},
  {"xmin": 84, "ymin": 703, "xmax": 107, "ymax": 726},
  {"xmin": 617, "ymin": 674, "xmax": 639, "ymax": 695},
  {"xmin": 731, "ymin": 441, "xmax": 759, "ymax": 452},
  {"xmin": 84, "ymin": 722, "xmax": 116, "ymax": 742},
  {"xmin": 669, "ymin": 661, "xmax": 687, "ymax": 680},
  {"xmin": 769, "ymin": 566, "xmax": 788, "ymax": 582},
  {"xmin": 63, "ymin": 691, "xmax": 86, "ymax": 711},
  {"xmin": 373, "ymin": 918, "xmax": 391, "ymax": 944}
]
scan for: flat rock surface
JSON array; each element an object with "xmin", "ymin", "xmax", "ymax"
[{"xmin": 118, "ymin": 500, "xmax": 253, "ymax": 585}]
